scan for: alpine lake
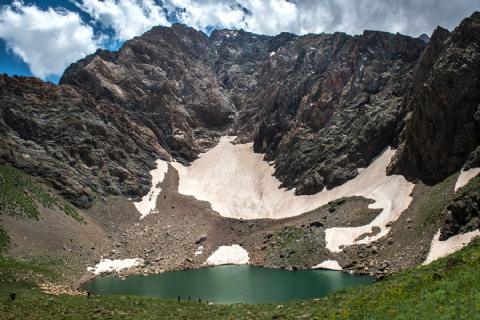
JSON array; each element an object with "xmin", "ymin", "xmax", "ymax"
[{"xmin": 83, "ymin": 265, "xmax": 373, "ymax": 304}]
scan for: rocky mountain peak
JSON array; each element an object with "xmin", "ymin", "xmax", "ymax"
[
  {"xmin": 418, "ymin": 33, "xmax": 430, "ymax": 43},
  {"xmin": 388, "ymin": 12, "xmax": 480, "ymax": 182}
]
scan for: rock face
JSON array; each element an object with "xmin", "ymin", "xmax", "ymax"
[
  {"xmin": 60, "ymin": 24, "xmax": 236, "ymax": 162},
  {"xmin": 241, "ymin": 31, "xmax": 425, "ymax": 193},
  {"xmin": 0, "ymin": 74, "xmax": 170, "ymax": 208},
  {"xmin": 3, "ymin": 13, "xmax": 480, "ymax": 208},
  {"xmin": 441, "ymin": 193, "xmax": 480, "ymax": 241},
  {"xmin": 388, "ymin": 12, "xmax": 480, "ymax": 183},
  {"xmin": 59, "ymin": 24, "xmax": 426, "ymax": 197}
]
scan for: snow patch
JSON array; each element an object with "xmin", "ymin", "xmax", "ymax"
[
  {"xmin": 170, "ymin": 137, "xmax": 414, "ymax": 252},
  {"xmin": 134, "ymin": 160, "xmax": 169, "ymax": 219},
  {"xmin": 312, "ymin": 260, "xmax": 342, "ymax": 271},
  {"xmin": 87, "ymin": 258, "xmax": 143, "ymax": 275},
  {"xmin": 423, "ymin": 229, "xmax": 480, "ymax": 265},
  {"xmin": 454, "ymin": 167, "xmax": 480, "ymax": 192},
  {"xmin": 195, "ymin": 245, "xmax": 204, "ymax": 255},
  {"xmin": 206, "ymin": 245, "xmax": 249, "ymax": 265}
]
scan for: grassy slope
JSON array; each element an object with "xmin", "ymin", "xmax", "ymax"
[
  {"xmin": 0, "ymin": 164, "xmax": 85, "ymax": 257},
  {"xmin": 0, "ymin": 163, "xmax": 83, "ymax": 223}
]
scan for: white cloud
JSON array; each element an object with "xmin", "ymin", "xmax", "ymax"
[
  {"xmin": 167, "ymin": 0, "xmax": 480, "ymax": 37},
  {"xmin": 76, "ymin": 0, "xmax": 170, "ymax": 41},
  {"xmin": 0, "ymin": 1, "xmax": 101, "ymax": 79},
  {"xmin": 2, "ymin": 0, "xmax": 480, "ymax": 80}
]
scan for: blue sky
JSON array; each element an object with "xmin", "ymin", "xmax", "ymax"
[{"xmin": 1, "ymin": 0, "xmax": 480, "ymax": 84}]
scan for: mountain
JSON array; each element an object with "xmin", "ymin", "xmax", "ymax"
[
  {"xmin": 58, "ymin": 24, "xmax": 426, "ymax": 199},
  {"xmin": 418, "ymin": 33, "xmax": 430, "ymax": 43},
  {"xmin": 389, "ymin": 13, "xmax": 480, "ymax": 183},
  {"xmin": 1, "ymin": 11, "xmax": 480, "ymax": 287}
]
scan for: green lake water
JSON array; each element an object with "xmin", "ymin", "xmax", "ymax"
[{"xmin": 83, "ymin": 265, "xmax": 373, "ymax": 304}]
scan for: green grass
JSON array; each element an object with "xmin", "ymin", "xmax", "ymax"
[
  {"xmin": 0, "ymin": 224, "xmax": 10, "ymax": 259},
  {"xmin": 311, "ymin": 237, "xmax": 480, "ymax": 319},
  {"xmin": 0, "ymin": 224, "xmax": 11, "ymax": 250},
  {"xmin": 1, "ymin": 238, "xmax": 480, "ymax": 319},
  {"xmin": 0, "ymin": 163, "xmax": 84, "ymax": 224}
]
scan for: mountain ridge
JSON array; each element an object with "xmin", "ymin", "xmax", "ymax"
[
  {"xmin": 55, "ymin": 22, "xmax": 427, "ymax": 201},
  {"xmin": 2, "ymin": 13, "xmax": 480, "ymax": 208}
]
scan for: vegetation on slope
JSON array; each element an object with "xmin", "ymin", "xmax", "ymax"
[
  {"xmin": 0, "ymin": 163, "xmax": 84, "ymax": 223},
  {"xmin": 0, "ymin": 237, "xmax": 479, "ymax": 319},
  {"xmin": 0, "ymin": 225, "xmax": 10, "ymax": 256},
  {"xmin": 0, "ymin": 163, "xmax": 85, "ymax": 259}
]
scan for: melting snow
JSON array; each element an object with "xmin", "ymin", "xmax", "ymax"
[
  {"xmin": 87, "ymin": 258, "xmax": 143, "ymax": 275},
  {"xmin": 195, "ymin": 245, "xmax": 204, "ymax": 255},
  {"xmin": 424, "ymin": 229, "xmax": 480, "ymax": 265},
  {"xmin": 134, "ymin": 160, "xmax": 169, "ymax": 219},
  {"xmin": 170, "ymin": 136, "xmax": 414, "ymax": 252},
  {"xmin": 312, "ymin": 260, "xmax": 342, "ymax": 271},
  {"xmin": 206, "ymin": 245, "xmax": 249, "ymax": 265},
  {"xmin": 454, "ymin": 167, "xmax": 480, "ymax": 192}
]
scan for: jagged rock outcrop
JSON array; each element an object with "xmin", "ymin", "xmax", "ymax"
[
  {"xmin": 441, "ymin": 192, "xmax": 480, "ymax": 240},
  {"xmin": 388, "ymin": 12, "xmax": 480, "ymax": 183},
  {"xmin": 241, "ymin": 31, "xmax": 425, "ymax": 193},
  {"xmin": 0, "ymin": 74, "xmax": 170, "ymax": 208},
  {"xmin": 61, "ymin": 25, "xmax": 236, "ymax": 163}
]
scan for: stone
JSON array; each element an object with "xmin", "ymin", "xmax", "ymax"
[
  {"xmin": 196, "ymin": 236, "xmax": 208, "ymax": 244},
  {"xmin": 309, "ymin": 221, "xmax": 324, "ymax": 228}
]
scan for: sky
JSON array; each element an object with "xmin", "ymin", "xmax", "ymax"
[{"xmin": 1, "ymin": 1, "xmax": 479, "ymax": 84}]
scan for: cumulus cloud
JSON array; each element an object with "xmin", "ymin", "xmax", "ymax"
[
  {"xmin": 2, "ymin": 0, "xmax": 480, "ymax": 80},
  {"xmin": 75, "ymin": 0, "xmax": 170, "ymax": 41},
  {"xmin": 168, "ymin": 0, "xmax": 480, "ymax": 37},
  {"xmin": 0, "ymin": 1, "xmax": 101, "ymax": 79}
]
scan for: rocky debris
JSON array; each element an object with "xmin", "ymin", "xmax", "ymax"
[
  {"xmin": 389, "ymin": 12, "xmax": 480, "ymax": 183},
  {"xmin": 309, "ymin": 221, "xmax": 323, "ymax": 228},
  {"xmin": 39, "ymin": 283, "xmax": 87, "ymax": 296}
]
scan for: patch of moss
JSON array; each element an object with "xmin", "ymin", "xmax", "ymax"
[
  {"xmin": 265, "ymin": 226, "xmax": 324, "ymax": 267},
  {"xmin": 0, "ymin": 224, "xmax": 10, "ymax": 258},
  {"xmin": 415, "ymin": 174, "xmax": 456, "ymax": 229}
]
